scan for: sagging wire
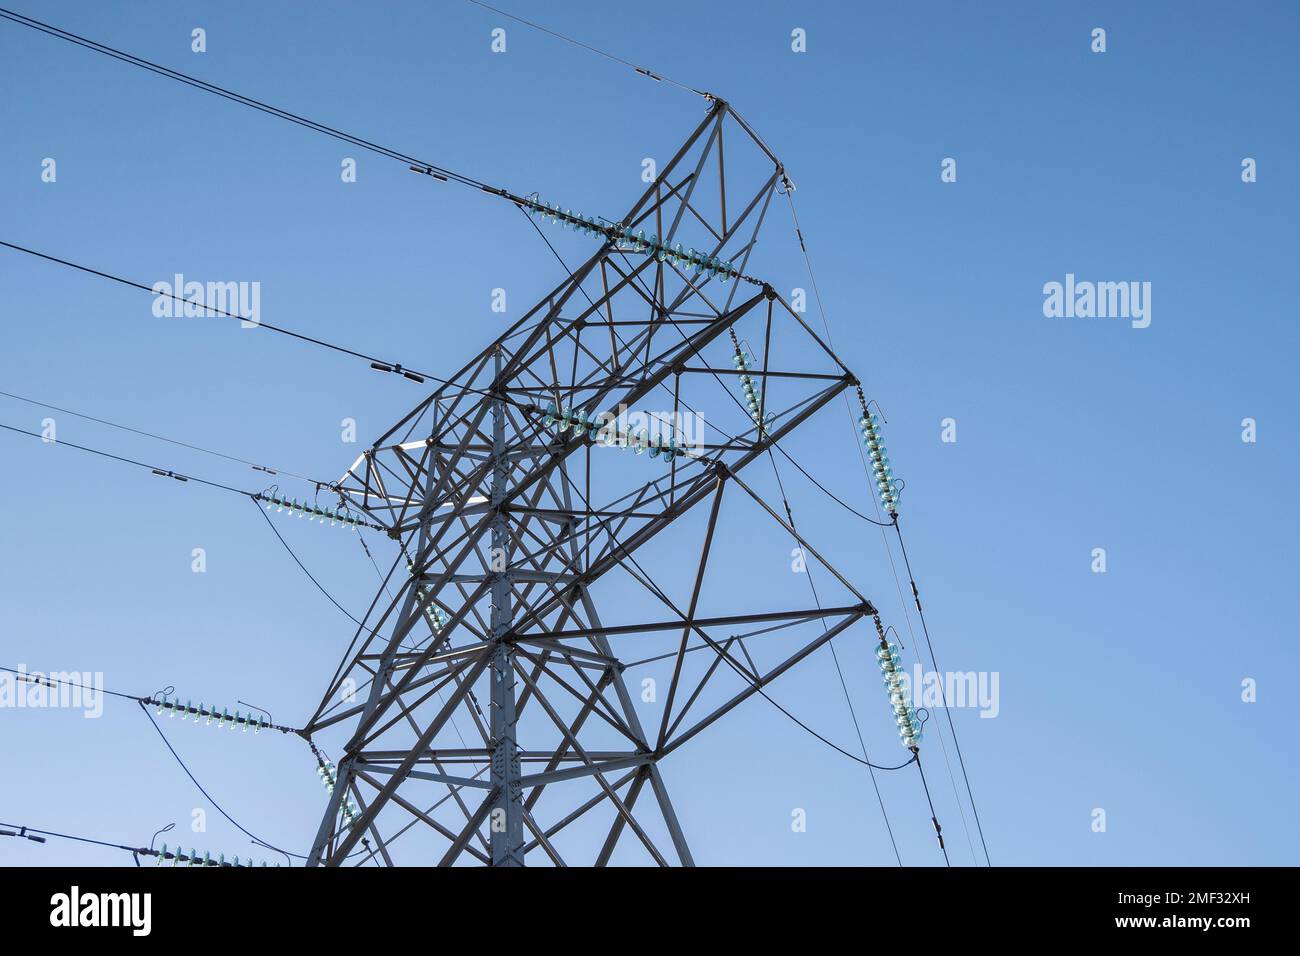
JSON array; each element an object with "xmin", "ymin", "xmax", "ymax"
[
  {"xmin": 253, "ymin": 498, "xmax": 375, "ymax": 629},
  {"xmin": 1, "ymin": 661, "xmax": 316, "ymax": 863},
  {"xmin": 525, "ymin": 444, "xmax": 915, "ymax": 778},
  {"xmin": 137, "ymin": 700, "xmax": 315, "ymax": 862},
  {"xmin": 0, "ymin": 420, "xmax": 393, "ymax": 639},
  {"xmin": 760, "ymin": 432, "xmax": 904, "ymax": 864},
  {"xmin": 783, "ymin": 186, "xmax": 988, "ymax": 866}
]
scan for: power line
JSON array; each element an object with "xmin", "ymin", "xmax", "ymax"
[
  {"xmin": 463, "ymin": 0, "xmax": 709, "ymax": 98},
  {"xmin": 0, "ymin": 7, "xmax": 488, "ymax": 190},
  {"xmin": 0, "ymin": 6, "xmax": 587, "ymax": 219},
  {"xmin": 4, "ymin": 425, "xmax": 440, "ymax": 863},
  {"xmin": 1, "ymin": 670, "xmax": 304, "ymax": 864},
  {"xmin": 6, "ymin": 1, "xmax": 985, "ymax": 866},
  {"xmin": 0, "ymin": 239, "xmax": 553, "ymax": 411},
  {"xmin": 0, "ymin": 388, "xmax": 325, "ymax": 486},
  {"xmin": 765, "ymin": 449, "xmax": 904, "ymax": 864},
  {"xmin": 754, "ymin": 691, "xmax": 916, "ymax": 773},
  {"xmin": 2, "ymin": 815, "xmax": 310, "ymax": 870},
  {"xmin": 0, "ymin": 420, "xmax": 251, "ymax": 496},
  {"xmin": 254, "ymin": 498, "xmax": 372, "ymax": 629},
  {"xmin": 0, "ymin": 664, "xmax": 143, "ymax": 703},
  {"xmin": 895, "ymin": 523, "xmax": 993, "ymax": 866},
  {"xmin": 852, "ymin": 389, "xmax": 977, "ymax": 863},
  {"xmin": 1, "ymin": 660, "xmax": 356, "ymax": 863},
  {"xmin": 0, "ymin": 419, "xmax": 390, "ymax": 531},
  {"xmin": 0, "ymin": 9, "xmax": 756, "ymax": 416},
  {"xmin": 137, "ymin": 701, "xmax": 306, "ymax": 860},
  {"xmin": 783, "ymin": 188, "xmax": 991, "ymax": 866},
  {"xmin": 0, "ymin": 818, "xmax": 276, "ymax": 866},
  {"xmin": 0, "ymin": 818, "xmax": 143, "ymax": 860},
  {"xmin": 0, "ymin": 8, "xmax": 743, "ymax": 286},
  {"xmin": 0, "ymin": 239, "xmax": 435, "ymax": 386},
  {"xmin": 0, "ymin": 664, "xmax": 300, "ymax": 735},
  {"xmin": 0, "ymin": 6, "xmax": 731, "ymax": 418},
  {"xmin": 771, "ymin": 441, "xmax": 895, "ymax": 528},
  {"xmin": 914, "ymin": 754, "xmax": 951, "ymax": 867}
]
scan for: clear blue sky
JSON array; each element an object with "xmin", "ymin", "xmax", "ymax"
[{"xmin": 1, "ymin": 0, "xmax": 1296, "ymax": 866}]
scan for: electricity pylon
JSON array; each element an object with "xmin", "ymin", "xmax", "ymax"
[{"xmin": 304, "ymin": 99, "xmax": 878, "ymax": 866}]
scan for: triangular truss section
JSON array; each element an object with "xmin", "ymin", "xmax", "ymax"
[{"xmin": 305, "ymin": 101, "xmax": 877, "ymax": 866}]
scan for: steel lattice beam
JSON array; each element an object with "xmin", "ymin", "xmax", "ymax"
[{"xmin": 305, "ymin": 100, "xmax": 879, "ymax": 867}]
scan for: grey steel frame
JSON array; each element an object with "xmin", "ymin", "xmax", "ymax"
[{"xmin": 304, "ymin": 100, "xmax": 878, "ymax": 866}]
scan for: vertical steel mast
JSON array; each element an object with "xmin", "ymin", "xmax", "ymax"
[{"xmin": 487, "ymin": 347, "xmax": 525, "ymax": 864}]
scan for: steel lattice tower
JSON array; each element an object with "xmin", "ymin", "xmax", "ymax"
[{"xmin": 304, "ymin": 99, "xmax": 879, "ymax": 866}]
